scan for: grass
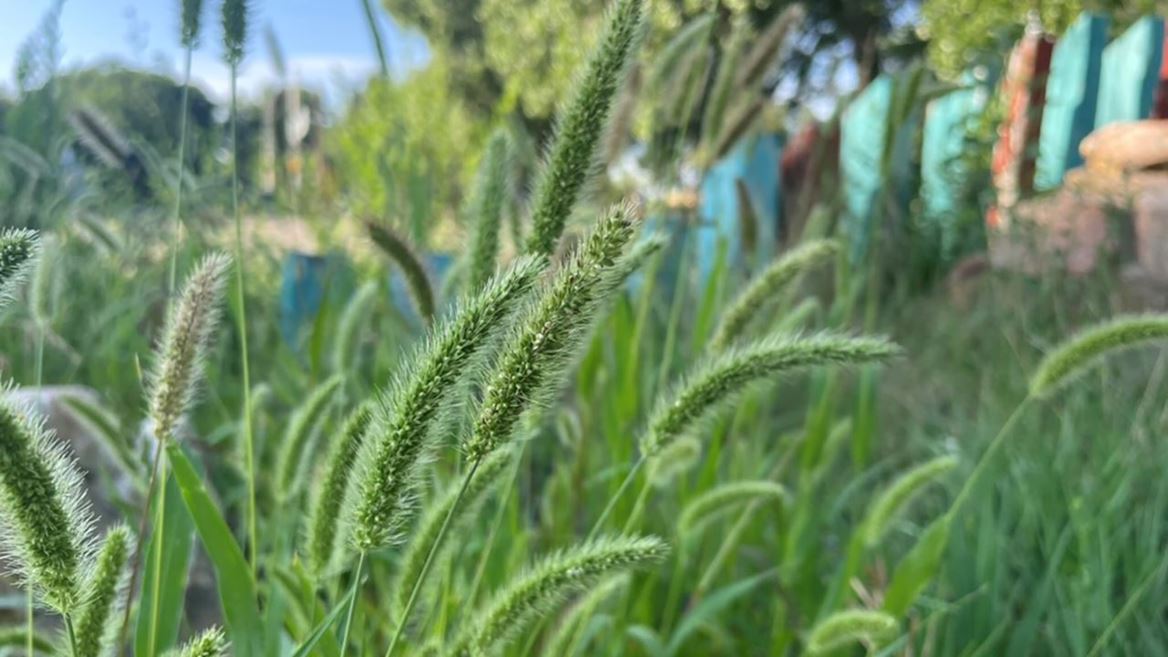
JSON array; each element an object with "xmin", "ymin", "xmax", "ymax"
[{"xmin": 0, "ymin": 0, "xmax": 1166, "ymax": 655}]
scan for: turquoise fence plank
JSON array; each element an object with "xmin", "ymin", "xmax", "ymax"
[
  {"xmin": 921, "ymin": 77, "xmax": 993, "ymax": 254},
  {"xmin": 841, "ymin": 75, "xmax": 893, "ymax": 259},
  {"xmin": 698, "ymin": 133, "xmax": 782, "ymax": 277},
  {"xmin": 1096, "ymin": 16, "xmax": 1164, "ymax": 127},
  {"xmin": 279, "ymin": 251, "xmax": 355, "ymax": 347},
  {"xmin": 1037, "ymin": 12, "xmax": 1110, "ymax": 190},
  {"xmin": 841, "ymin": 70, "xmax": 924, "ymax": 260}
]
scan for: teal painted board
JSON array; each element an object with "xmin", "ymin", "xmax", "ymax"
[
  {"xmin": 841, "ymin": 70, "xmax": 924, "ymax": 260},
  {"xmin": 922, "ymin": 80, "xmax": 992, "ymax": 253},
  {"xmin": 1036, "ymin": 12, "xmax": 1109, "ymax": 190},
  {"xmin": 698, "ymin": 133, "xmax": 782, "ymax": 276},
  {"xmin": 841, "ymin": 75, "xmax": 893, "ymax": 259},
  {"xmin": 1096, "ymin": 16, "xmax": 1164, "ymax": 127}
]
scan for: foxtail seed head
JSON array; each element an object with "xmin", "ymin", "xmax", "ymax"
[
  {"xmin": 221, "ymin": 0, "xmax": 248, "ymax": 65},
  {"xmin": 641, "ymin": 332, "xmax": 899, "ymax": 457},
  {"xmin": 147, "ymin": 253, "xmax": 231, "ymax": 444},
  {"xmin": 525, "ymin": 0, "xmax": 645, "ymax": 256},
  {"xmin": 467, "ymin": 130, "xmax": 513, "ymax": 292},
  {"xmin": 862, "ymin": 455, "xmax": 957, "ymax": 548},
  {"xmin": 347, "ymin": 256, "xmax": 543, "ymax": 551},
  {"xmin": 0, "ymin": 390, "xmax": 95, "ymax": 613},
  {"xmin": 678, "ymin": 480, "xmax": 788, "ymax": 538},
  {"xmin": 164, "ymin": 626, "xmax": 229, "ymax": 657},
  {"xmin": 442, "ymin": 535, "xmax": 667, "ymax": 657},
  {"xmin": 306, "ymin": 402, "xmax": 373, "ymax": 575},
  {"xmin": 0, "ymin": 228, "xmax": 39, "ymax": 310},
  {"xmin": 806, "ymin": 609, "xmax": 897, "ymax": 655},
  {"xmin": 180, "ymin": 0, "xmax": 205, "ymax": 48},
  {"xmin": 75, "ymin": 525, "xmax": 131, "ymax": 657},
  {"xmin": 366, "ymin": 220, "xmax": 436, "ymax": 324},
  {"xmin": 1029, "ymin": 314, "xmax": 1168, "ymax": 397},
  {"xmin": 464, "ymin": 203, "xmax": 638, "ymax": 462},
  {"xmin": 276, "ymin": 375, "xmax": 343, "ymax": 500},
  {"xmin": 708, "ymin": 239, "xmax": 837, "ymax": 352}
]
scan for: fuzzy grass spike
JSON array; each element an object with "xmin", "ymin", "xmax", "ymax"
[
  {"xmin": 306, "ymin": 403, "xmax": 372, "ymax": 575},
  {"xmin": 332, "ymin": 281, "xmax": 379, "ymax": 374},
  {"xmin": 465, "ymin": 203, "xmax": 638, "ymax": 461},
  {"xmin": 276, "ymin": 376, "xmax": 343, "ymax": 499},
  {"xmin": 74, "ymin": 525, "xmax": 130, "ymax": 657},
  {"xmin": 348, "ymin": 256, "xmax": 542, "ymax": 551},
  {"xmin": 164, "ymin": 626, "xmax": 229, "ymax": 657},
  {"xmin": 708, "ymin": 239, "xmax": 837, "ymax": 352},
  {"xmin": 442, "ymin": 535, "xmax": 667, "ymax": 657},
  {"xmin": 147, "ymin": 253, "xmax": 231, "ymax": 444},
  {"xmin": 366, "ymin": 221, "xmax": 436, "ymax": 324},
  {"xmin": 0, "ymin": 392, "xmax": 95, "ymax": 613},
  {"xmin": 862, "ymin": 455, "xmax": 957, "ymax": 548},
  {"xmin": 806, "ymin": 609, "xmax": 897, "ymax": 655},
  {"xmin": 467, "ymin": 130, "xmax": 512, "ymax": 292},
  {"xmin": 181, "ymin": 0, "xmax": 204, "ymax": 47},
  {"xmin": 678, "ymin": 480, "xmax": 788, "ymax": 537},
  {"xmin": 1029, "ymin": 314, "xmax": 1168, "ymax": 397},
  {"xmin": 0, "ymin": 228, "xmax": 39, "ymax": 309},
  {"xmin": 641, "ymin": 332, "xmax": 899, "ymax": 457},
  {"xmin": 525, "ymin": 0, "xmax": 645, "ymax": 256},
  {"xmin": 221, "ymin": 0, "xmax": 248, "ymax": 65}
]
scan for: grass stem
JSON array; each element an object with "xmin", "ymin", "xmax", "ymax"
[
  {"xmin": 588, "ymin": 456, "xmax": 644, "ymax": 540},
  {"xmin": 338, "ymin": 551, "xmax": 366, "ymax": 656},
  {"xmin": 385, "ymin": 459, "xmax": 481, "ymax": 657}
]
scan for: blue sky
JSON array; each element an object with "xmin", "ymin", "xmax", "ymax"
[{"xmin": 2, "ymin": 0, "xmax": 427, "ymax": 104}]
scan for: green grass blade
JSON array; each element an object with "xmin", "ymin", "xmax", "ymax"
[
  {"xmin": 166, "ymin": 443, "xmax": 264, "ymax": 657},
  {"xmin": 134, "ymin": 473, "xmax": 193, "ymax": 657}
]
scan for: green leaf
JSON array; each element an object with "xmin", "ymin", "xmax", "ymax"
[
  {"xmin": 883, "ymin": 515, "xmax": 952, "ymax": 616},
  {"xmin": 289, "ymin": 585, "xmax": 355, "ymax": 657},
  {"xmin": 134, "ymin": 473, "xmax": 194, "ymax": 657},
  {"xmin": 167, "ymin": 443, "xmax": 264, "ymax": 657},
  {"xmin": 666, "ymin": 568, "xmax": 778, "ymax": 656}
]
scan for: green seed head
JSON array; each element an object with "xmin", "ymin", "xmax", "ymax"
[
  {"xmin": 0, "ymin": 228, "xmax": 39, "ymax": 310},
  {"xmin": 347, "ymin": 256, "xmax": 543, "ymax": 551},
  {"xmin": 709, "ymin": 239, "xmax": 837, "ymax": 352},
  {"xmin": 306, "ymin": 402, "xmax": 373, "ymax": 575},
  {"xmin": 678, "ymin": 480, "xmax": 788, "ymax": 538},
  {"xmin": 467, "ymin": 129, "xmax": 513, "ymax": 293},
  {"xmin": 525, "ymin": 0, "xmax": 645, "ymax": 257},
  {"xmin": 862, "ymin": 455, "xmax": 958, "ymax": 548},
  {"xmin": 443, "ymin": 535, "xmax": 667, "ymax": 657},
  {"xmin": 1030, "ymin": 314, "xmax": 1168, "ymax": 397},
  {"xmin": 181, "ymin": 0, "xmax": 205, "ymax": 48},
  {"xmin": 221, "ymin": 0, "xmax": 249, "ymax": 65},
  {"xmin": 642, "ymin": 331, "xmax": 900, "ymax": 457},
  {"xmin": 366, "ymin": 221, "xmax": 436, "ymax": 324},
  {"xmin": 147, "ymin": 253, "xmax": 231, "ymax": 444},
  {"xmin": 164, "ymin": 626, "xmax": 229, "ymax": 657},
  {"xmin": 806, "ymin": 609, "xmax": 898, "ymax": 655},
  {"xmin": 276, "ymin": 375, "xmax": 343, "ymax": 500},
  {"xmin": 75, "ymin": 525, "xmax": 132, "ymax": 657},
  {"xmin": 464, "ymin": 203, "xmax": 639, "ymax": 462},
  {"xmin": 0, "ymin": 391, "xmax": 95, "ymax": 614}
]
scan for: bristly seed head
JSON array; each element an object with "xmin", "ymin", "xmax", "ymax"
[
  {"xmin": 164, "ymin": 626, "xmax": 229, "ymax": 657},
  {"xmin": 525, "ymin": 0, "xmax": 645, "ymax": 257},
  {"xmin": 0, "ymin": 389, "xmax": 96, "ymax": 614},
  {"xmin": 641, "ymin": 331, "xmax": 900, "ymax": 457},
  {"xmin": 305, "ymin": 402, "xmax": 372, "ymax": 575},
  {"xmin": 1029, "ymin": 314, "xmax": 1168, "ymax": 397},
  {"xmin": 221, "ymin": 0, "xmax": 249, "ymax": 66},
  {"xmin": 467, "ymin": 129, "xmax": 513, "ymax": 293},
  {"xmin": 75, "ymin": 525, "xmax": 132, "ymax": 657},
  {"xmin": 0, "ymin": 228, "xmax": 39, "ymax": 311},
  {"xmin": 464, "ymin": 203, "xmax": 639, "ymax": 462},
  {"xmin": 147, "ymin": 253, "xmax": 231, "ymax": 444},
  {"xmin": 442, "ymin": 535, "xmax": 667, "ymax": 657},
  {"xmin": 346, "ymin": 257, "xmax": 543, "ymax": 552},
  {"xmin": 180, "ymin": 0, "xmax": 205, "ymax": 48}
]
